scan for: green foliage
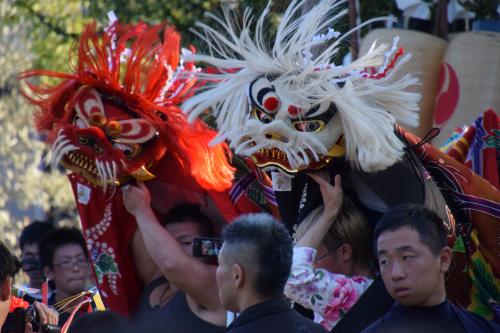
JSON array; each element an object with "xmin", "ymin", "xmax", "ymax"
[
  {"xmin": 6, "ymin": 0, "xmax": 295, "ymax": 72},
  {"xmin": 88, "ymin": 0, "xmax": 219, "ymax": 48},
  {"xmin": 87, "ymin": 0, "xmax": 290, "ymax": 50},
  {"xmin": 7, "ymin": 0, "xmax": 499, "ymax": 75},
  {"xmin": 8, "ymin": 0, "xmax": 92, "ymax": 72},
  {"xmin": 0, "ymin": 0, "xmax": 78, "ymax": 249},
  {"xmin": 359, "ymin": 0, "xmax": 396, "ymax": 21},
  {"xmin": 462, "ymin": 0, "xmax": 500, "ymax": 20}
]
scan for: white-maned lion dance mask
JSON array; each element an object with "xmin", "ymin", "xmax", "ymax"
[{"xmin": 183, "ymin": 0, "xmax": 421, "ymax": 174}]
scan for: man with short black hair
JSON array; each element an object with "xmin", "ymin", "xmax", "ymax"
[
  {"xmin": 217, "ymin": 213, "xmax": 326, "ymax": 333},
  {"xmin": 362, "ymin": 204, "xmax": 500, "ymax": 333},
  {"xmin": 19, "ymin": 221, "xmax": 54, "ymax": 298},
  {"xmin": 39, "ymin": 227, "xmax": 90, "ymax": 326},
  {"xmin": 162, "ymin": 202, "xmax": 215, "ymax": 236}
]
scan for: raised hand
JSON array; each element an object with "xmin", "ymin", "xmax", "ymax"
[
  {"xmin": 122, "ymin": 181, "xmax": 152, "ymax": 216},
  {"xmin": 296, "ymin": 173, "xmax": 343, "ymax": 249},
  {"xmin": 308, "ymin": 173, "xmax": 343, "ymax": 221}
]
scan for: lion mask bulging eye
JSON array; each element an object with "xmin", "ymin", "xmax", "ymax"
[
  {"xmin": 112, "ymin": 142, "xmax": 141, "ymax": 159},
  {"xmin": 293, "ymin": 120, "xmax": 324, "ymax": 132},
  {"xmin": 249, "ymin": 77, "xmax": 282, "ymax": 114},
  {"xmin": 253, "ymin": 108, "xmax": 275, "ymax": 124}
]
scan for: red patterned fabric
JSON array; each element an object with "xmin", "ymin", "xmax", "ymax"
[
  {"xmin": 447, "ymin": 109, "xmax": 500, "ymax": 190},
  {"xmin": 68, "ymin": 173, "xmax": 140, "ymax": 315}
]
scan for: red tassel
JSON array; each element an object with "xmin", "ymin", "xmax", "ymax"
[
  {"xmin": 366, "ymin": 47, "xmax": 405, "ymax": 80},
  {"xmin": 42, "ymin": 280, "xmax": 48, "ymax": 305},
  {"xmin": 61, "ymin": 297, "xmax": 91, "ymax": 333}
]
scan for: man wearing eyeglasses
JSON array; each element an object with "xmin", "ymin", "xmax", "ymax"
[
  {"xmin": 123, "ymin": 183, "xmax": 226, "ymax": 333},
  {"xmin": 39, "ymin": 227, "xmax": 91, "ymax": 326}
]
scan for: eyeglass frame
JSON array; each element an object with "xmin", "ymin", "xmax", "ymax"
[
  {"xmin": 313, "ymin": 242, "xmax": 344, "ymax": 263},
  {"xmin": 53, "ymin": 258, "xmax": 89, "ymax": 270},
  {"xmin": 313, "ymin": 251, "xmax": 333, "ymax": 263}
]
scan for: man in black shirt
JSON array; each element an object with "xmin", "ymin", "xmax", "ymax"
[
  {"xmin": 217, "ymin": 213, "xmax": 326, "ymax": 333},
  {"xmin": 362, "ymin": 204, "xmax": 500, "ymax": 333},
  {"xmin": 123, "ymin": 184, "xmax": 226, "ymax": 333}
]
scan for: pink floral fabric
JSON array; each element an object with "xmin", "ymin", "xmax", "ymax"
[{"xmin": 284, "ymin": 247, "xmax": 372, "ymax": 330}]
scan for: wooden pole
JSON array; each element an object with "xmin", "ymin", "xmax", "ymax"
[
  {"xmin": 348, "ymin": 0, "xmax": 359, "ymax": 60},
  {"xmin": 434, "ymin": 0, "xmax": 449, "ymax": 40}
]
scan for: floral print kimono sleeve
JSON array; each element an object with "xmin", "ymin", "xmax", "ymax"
[{"xmin": 284, "ymin": 247, "xmax": 373, "ymax": 331}]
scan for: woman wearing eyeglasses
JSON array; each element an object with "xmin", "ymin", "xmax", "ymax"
[{"xmin": 284, "ymin": 174, "xmax": 375, "ymax": 331}]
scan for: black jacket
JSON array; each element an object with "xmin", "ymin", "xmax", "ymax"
[
  {"xmin": 361, "ymin": 300, "xmax": 500, "ymax": 333},
  {"xmin": 227, "ymin": 297, "xmax": 327, "ymax": 333}
]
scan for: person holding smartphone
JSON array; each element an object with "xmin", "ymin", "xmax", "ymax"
[
  {"xmin": 123, "ymin": 182, "xmax": 226, "ymax": 333},
  {"xmin": 1, "ymin": 242, "xmax": 58, "ymax": 333}
]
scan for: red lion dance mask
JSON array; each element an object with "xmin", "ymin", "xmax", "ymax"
[
  {"xmin": 21, "ymin": 22, "xmax": 233, "ymax": 191},
  {"xmin": 20, "ymin": 22, "xmax": 236, "ymax": 315}
]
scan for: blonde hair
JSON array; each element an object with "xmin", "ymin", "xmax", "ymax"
[{"xmin": 295, "ymin": 197, "xmax": 373, "ymax": 267}]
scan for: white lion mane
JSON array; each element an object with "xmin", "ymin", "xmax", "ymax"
[{"xmin": 182, "ymin": 0, "xmax": 421, "ymax": 172}]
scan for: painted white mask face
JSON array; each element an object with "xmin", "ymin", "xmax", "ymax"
[{"xmin": 226, "ymin": 76, "xmax": 345, "ymax": 174}]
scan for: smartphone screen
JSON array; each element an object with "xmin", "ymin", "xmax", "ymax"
[{"xmin": 192, "ymin": 237, "xmax": 223, "ymax": 257}]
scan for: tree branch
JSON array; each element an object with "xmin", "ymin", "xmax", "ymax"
[{"xmin": 17, "ymin": 1, "xmax": 79, "ymax": 41}]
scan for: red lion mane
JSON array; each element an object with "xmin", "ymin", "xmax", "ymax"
[{"xmin": 19, "ymin": 21, "xmax": 234, "ymax": 192}]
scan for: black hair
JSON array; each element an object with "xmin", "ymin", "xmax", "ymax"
[
  {"xmin": 39, "ymin": 227, "xmax": 88, "ymax": 268},
  {"xmin": 19, "ymin": 221, "xmax": 55, "ymax": 251},
  {"xmin": 161, "ymin": 203, "xmax": 214, "ymax": 237},
  {"xmin": 0, "ymin": 242, "xmax": 16, "ymax": 284},
  {"xmin": 222, "ymin": 213, "xmax": 293, "ymax": 297},
  {"xmin": 374, "ymin": 204, "xmax": 448, "ymax": 256},
  {"xmin": 67, "ymin": 311, "xmax": 133, "ymax": 333}
]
